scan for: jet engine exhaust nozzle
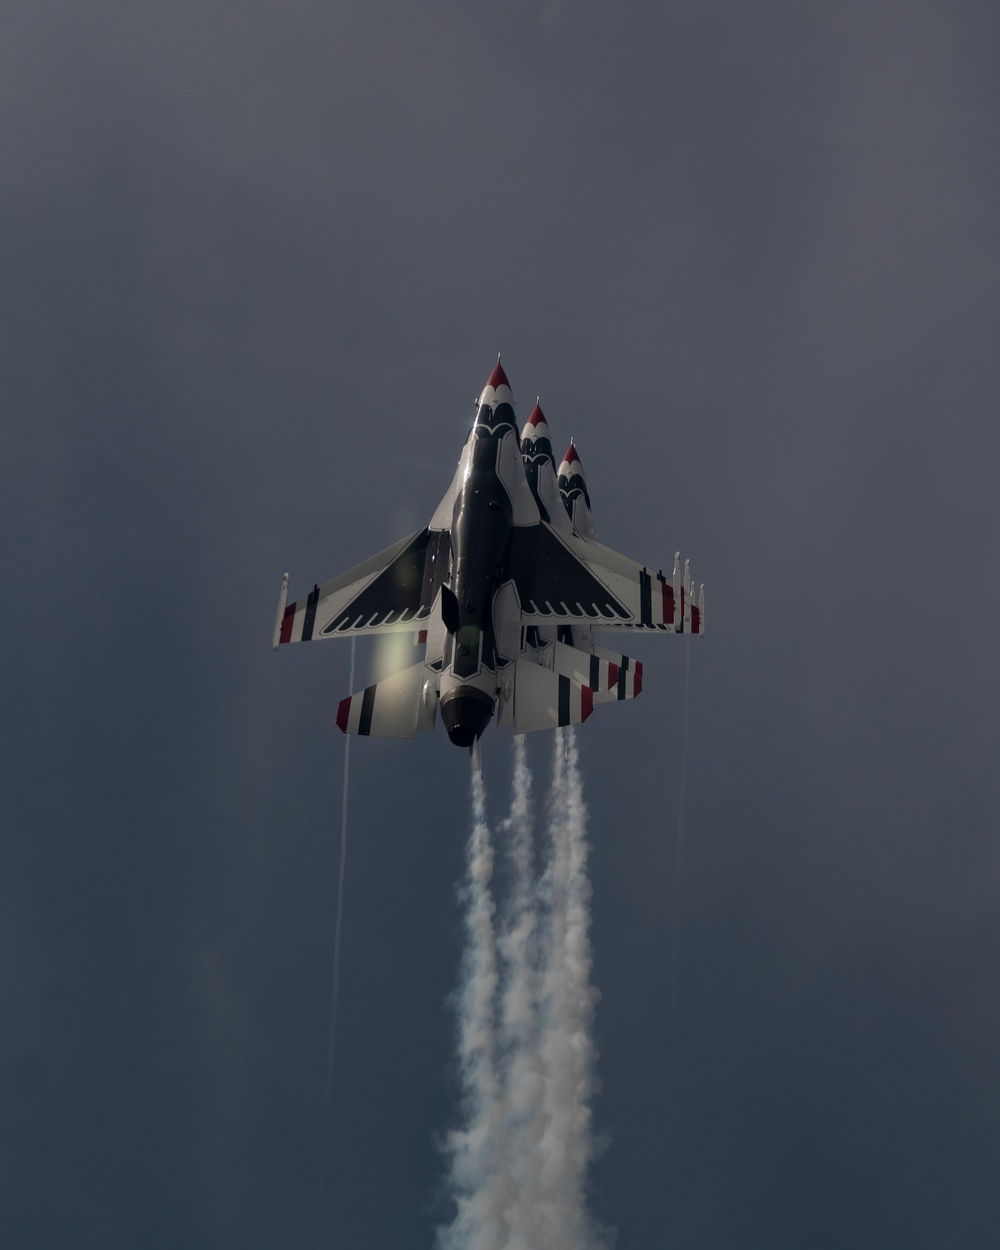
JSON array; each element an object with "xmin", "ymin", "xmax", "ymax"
[{"xmin": 439, "ymin": 686, "xmax": 495, "ymax": 749}]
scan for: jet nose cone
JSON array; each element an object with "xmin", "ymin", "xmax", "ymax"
[
  {"xmin": 558, "ymin": 441, "xmax": 584, "ymax": 476},
  {"xmin": 525, "ymin": 400, "xmax": 546, "ymax": 428},
  {"xmin": 557, "ymin": 438, "xmax": 595, "ymax": 535},
  {"xmin": 521, "ymin": 400, "xmax": 552, "ymax": 443},
  {"xmin": 474, "ymin": 356, "xmax": 516, "ymax": 434},
  {"xmin": 487, "ymin": 358, "xmax": 511, "ymax": 391}
]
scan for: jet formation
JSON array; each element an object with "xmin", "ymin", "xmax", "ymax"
[{"xmin": 272, "ymin": 360, "xmax": 704, "ymax": 748}]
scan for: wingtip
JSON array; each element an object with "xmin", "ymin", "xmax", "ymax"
[{"xmin": 272, "ymin": 572, "xmax": 290, "ymax": 651}]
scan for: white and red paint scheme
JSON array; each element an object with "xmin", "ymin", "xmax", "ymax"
[
  {"xmin": 273, "ymin": 359, "xmax": 704, "ymax": 748},
  {"xmin": 557, "ymin": 441, "xmax": 599, "ymax": 543}
]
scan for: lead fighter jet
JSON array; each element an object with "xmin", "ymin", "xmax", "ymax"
[{"xmin": 272, "ymin": 360, "xmax": 704, "ymax": 748}]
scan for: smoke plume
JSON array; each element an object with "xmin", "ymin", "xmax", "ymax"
[
  {"xmin": 439, "ymin": 730, "xmax": 612, "ymax": 1250},
  {"xmin": 439, "ymin": 747, "xmax": 508, "ymax": 1250}
]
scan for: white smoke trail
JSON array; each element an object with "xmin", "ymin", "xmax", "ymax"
[
  {"xmin": 439, "ymin": 745, "xmax": 509, "ymax": 1250},
  {"xmin": 532, "ymin": 726, "xmax": 610, "ymax": 1250},
  {"xmin": 496, "ymin": 736, "xmax": 547, "ymax": 1249},
  {"xmin": 440, "ymin": 729, "xmax": 612, "ymax": 1250}
]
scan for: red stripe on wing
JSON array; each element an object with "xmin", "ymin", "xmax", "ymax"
[
  {"xmin": 280, "ymin": 601, "xmax": 296, "ymax": 644},
  {"xmin": 662, "ymin": 581, "xmax": 675, "ymax": 626},
  {"xmin": 581, "ymin": 685, "xmax": 593, "ymax": 722}
]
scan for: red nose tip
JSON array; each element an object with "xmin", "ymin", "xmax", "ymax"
[
  {"xmin": 487, "ymin": 359, "xmax": 511, "ymax": 390},
  {"xmin": 562, "ymin": 442, "xmax": 581, "ymax": 466}
]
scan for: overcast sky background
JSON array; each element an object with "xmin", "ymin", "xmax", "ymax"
[{"xmin": 3, "ymin": 2, "xmax": 999, "ymax": 1247}]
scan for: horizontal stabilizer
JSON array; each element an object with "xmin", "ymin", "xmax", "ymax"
[
  {"xmin": 524, "ymin": 638, "xmax": 643, "ymax": 704},
  {"xmin": 335, "ymin": 661, "xmax": 437, "ymax": 739},
  {"xmin": 589, "ymin": 643, "xmax": 643, "ymax": 703},
  {"xmin": 502, "ymin": 658, "xmax": 594, "ymax": 735}
]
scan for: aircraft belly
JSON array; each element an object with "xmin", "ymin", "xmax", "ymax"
[{"xmin": 276, "ymin": 357, "xmax": 703, "ymax": 747}]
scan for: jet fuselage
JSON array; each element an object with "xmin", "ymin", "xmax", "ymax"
[
  {"xmin": 273, "ymin": 358, "xmax": 704, "ymax": 747},
  {"xmin": 439, "ymin": 408, "xmax": 516, "ymax": 745}
]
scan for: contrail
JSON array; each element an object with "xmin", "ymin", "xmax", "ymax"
[
  {"xmin": 315, "ymin": 638, "xmax": 355, "ymax": 1247},
  {"xmin": 439, "ymin": 744, "xmax": 508, "ymax": 1250},
  {"xmin": 670, "ymin": 638, "xmax": 692, "ymax": 1025}
]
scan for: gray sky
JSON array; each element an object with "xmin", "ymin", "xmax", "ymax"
[{"xmin": 3, "ymin": 2, "xmax": 999, "ymax": 1247}]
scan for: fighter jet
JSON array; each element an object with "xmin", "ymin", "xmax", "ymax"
[{"xmin": 272, "ymin": 360, "xmax": 704, "ymax": 748}]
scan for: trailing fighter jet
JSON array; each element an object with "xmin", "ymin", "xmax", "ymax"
[{"xmin": 272, "ymin": 360, "xmax": 704, "ymax": 748}]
